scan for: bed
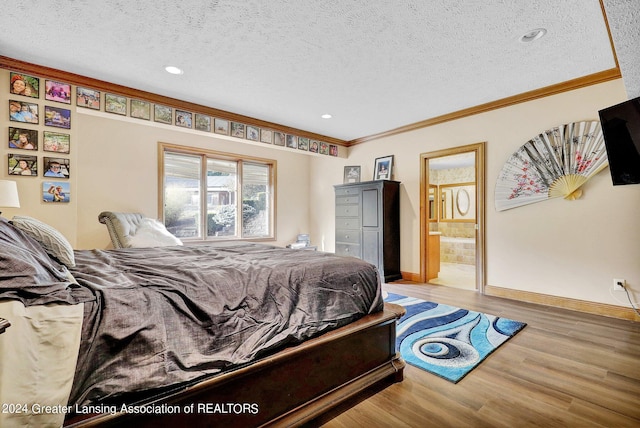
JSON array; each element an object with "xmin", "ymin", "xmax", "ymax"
[{"xmin": 0, "ymin": 215, "xmax": 404, "ymax": 427}]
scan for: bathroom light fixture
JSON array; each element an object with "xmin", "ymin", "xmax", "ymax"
[
  {"xmin": 165, "ymin": 66, "xmax": 184, "ymax": 75},
  {"xmin": 519, "ymin": 28, "xmax": 547, "ymax": 43},
  {"xmin": 321, "ymin": 113, "xmax": 332, "ymax": 119}
]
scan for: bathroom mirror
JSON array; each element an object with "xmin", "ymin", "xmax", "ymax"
[
  {"xmin": 428, "ymin": 185, "xmax": 437, "ymax": 221},
  {"xmin": 439, "ymin": 183, "xmax": 475, "ymax": 221}
]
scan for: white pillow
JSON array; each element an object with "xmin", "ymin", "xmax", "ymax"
[
  {"xmin": 127, "ymin": 218, "xmax": 183, "ymax": 248},
  {"xmin": 10, "ymin": 216, "xmax": 75, "ymax": 267}
]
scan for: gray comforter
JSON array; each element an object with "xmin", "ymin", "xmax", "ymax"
[{"xmin": 68, "ymin": 242, "xmax": 382, "ymax": 406}]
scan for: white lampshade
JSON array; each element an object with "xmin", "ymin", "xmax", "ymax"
[{"xmin": 0, "ymin": 180, "xmax": 20, "ymax": 208}]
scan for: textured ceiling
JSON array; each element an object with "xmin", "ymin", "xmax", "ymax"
[{"xmin": 0, "ymin": 0, "xmax": 634, "ymax": 142}]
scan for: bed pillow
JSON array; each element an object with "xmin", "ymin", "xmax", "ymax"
[
  {"xmin": 127, "ymin": 218, "xmax": 183, "ymax": 247},
  {"xmin": 10, "ymin": 216, "xmax": 75, "ymax": 268}
]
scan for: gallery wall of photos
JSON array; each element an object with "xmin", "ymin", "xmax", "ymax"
[
  {"xmin": 7, "ymin": 70, "xmax": 339, "ymax": 204},
  {"xmin": 8, "ymin": 72, "xmax": 72, "ymax": 203}
]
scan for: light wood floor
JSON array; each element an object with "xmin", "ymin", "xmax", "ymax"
[{"xmin": 320, "ymin": 281, "xmax": 640, "ymax": 428}]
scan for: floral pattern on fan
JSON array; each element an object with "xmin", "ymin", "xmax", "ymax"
[{"xmin": 495, "ymin": 121, "xmax": 608, "ymax": 211}]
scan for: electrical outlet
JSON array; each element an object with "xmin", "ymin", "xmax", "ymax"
[{"xmin": 613, "ymin": 278, "xmax": 626, "ymax": 291}]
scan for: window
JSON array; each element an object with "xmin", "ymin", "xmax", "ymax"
[{"xmin": 160, "ymin": 143, "xmax": 275, "ymax": 241}]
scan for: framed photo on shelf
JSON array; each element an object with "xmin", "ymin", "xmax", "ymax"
[
  {"xmin": 298, "ymin": 137, "xmax": 309, "ymax": 151},
  {"xmin": 8, "ymin": 154, "xmax": 37, "ymax": 176},
  {"xmin": 260, "ymin": 129, "xmax": 273, "ymax": 144},
  {"xmin": 45, "ymin": 80, "xmax": 72, "ymax": 104},
  {"xmin": 374, "ymin": 155, "xmax": 393, "ymax": 180},
  {"xmin": 319, "ymin": 142, "xmax": 329, "ymax": 155},
  {"xmin": 9, "ymin": 100, "xmax": 39, "ymax": 124},
  {"xmin": 43, "ymin": 131, "xmax": 70, "ymax": 154},
  {"xmin": 130, "ymin": 99, "xmax": 151, "ymax": 120},
  {"xmin": 273, "ymin": 131, "xmax": 285, "ymax": 146},
  {"xmin": 309, "ymin": 140, "xmax": 319, "ymax": 153},
  {"xmin": 195, "ymin": 114, "xmax": 211, "ymax": 132},
  {"xmin": 175, "ymin": 110, "xmax": 192, "ymax": 128},
  {"xmin": 231, "ymin": 122, "xmax": 245, "ymax": 138},
  {"xmin": 9, "ymin": 127, "xmax": 38, "ymax": 150},
  {"xmin": 10, "ymin": 73, "xmax": 39, "ymax": 98},
  {"xmin": 105, "ymin": 93, "xmax": 127, "ymax": 115},
  {"xmin": 154, "ymin": 105, "xmax": 172, "ymax": 124},
  {"xmin": 286, "ymin": 134, "xmax": 297, "ymax": 149},
  {"xmin": 43, "ymin": 157, "xmax": 70, "ymax": 178},
  {"xmin": 329, "ymin": 144, "xmax": 338, "ymax": 156},
  {"xmin": 76, "ymin": 87, "xmax": 101, "ymax": 109},
  {"xmin": 43, "ymin": 181, "xmax": 70, "ymax": 203},
  {"xmin": 344, "ymin": 166, "xmax": 361, "ymax": 184},
  {"xmin": 214, "ymin": 118, "xmax": 229, "ymax": 135},
  {"xmin": 246, "ymin": 125, "xmax": 259, "ymax": 141}
]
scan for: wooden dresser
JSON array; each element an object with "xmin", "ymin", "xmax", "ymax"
[{"xmin": 334, "ymin": 180, "xmax": 401, "ymax": 282}]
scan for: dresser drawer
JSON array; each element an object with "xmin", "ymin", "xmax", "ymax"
[
  {"xmin": 336, "ymin": 194, "xmax": 360, "ymax": 205},
  {"xmin": 335, "ymin": 187, "xmax": 360, "ymax": 197},
  {"xmin": 336, "ymin": 204, "xmax": 359, "ymax": 217},
  {"xmin": 335, "ymin": 217, "xmax": 360, "ymax": 229},
  {"xmin": 335, "ymin": 229, "xmax": 361, "ymax": 244},
  {"xmin": 335, "ymin": 243, "xmax": 361, "ymax": 257}
]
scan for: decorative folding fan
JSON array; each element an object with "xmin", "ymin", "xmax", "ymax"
[{"xmin": 495, "ymin": 120, "xmax": 608, "ymax": 211}]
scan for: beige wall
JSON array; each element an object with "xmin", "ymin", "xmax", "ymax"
[
  {"xmin": 310, "ymin": 79, "xmax": 640, "ymax": 308},
  {"xmin": 2, "ymin": 66, "xmax": 639, "ymax": 309},
  {"xmin": 1, "ymin": 69, "xmax": 320, "ymax": 250}
]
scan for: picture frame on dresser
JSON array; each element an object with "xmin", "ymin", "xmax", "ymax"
[
  {"xmin": 374, "ymin": 155, "xmax": 393, "ymax": 180},
  {"xmin": 344, "ymin": 166, "xmax": 361, "ymax": 183}
]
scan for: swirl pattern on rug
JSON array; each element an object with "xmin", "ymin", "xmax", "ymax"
[{"xmin": 385, "ymin": 293, "xmax": 526, "ymax": 383}]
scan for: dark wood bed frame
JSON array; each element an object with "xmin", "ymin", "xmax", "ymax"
[{"xmin": 64, "ymin": 302, "xmax": 405, "ymax": 428}]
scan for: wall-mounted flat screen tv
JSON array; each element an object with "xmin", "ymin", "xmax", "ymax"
[{"xmin": 598, "ymin": 96, "xmax": 640, "ymax": 185}]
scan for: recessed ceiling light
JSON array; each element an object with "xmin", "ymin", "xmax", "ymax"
[
  {"xmin": 165, "ymin": 66, "xmax": 184, "ymax": 75},
  {"xmin": 321, "ymin": 113, "xmax": 332, "ymax": 119},
  {"xmin": 519, "ymin": 28, "xmax": 547, "ymax": 43}
]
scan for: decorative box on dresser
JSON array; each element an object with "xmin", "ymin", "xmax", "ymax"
[{"xmin": 334, "ymin": 180, "xmax": 401, "ymax": 282}]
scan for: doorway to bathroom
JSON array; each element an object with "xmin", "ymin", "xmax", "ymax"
[{"xmin": 420, "ymin": 142, "xmax": 485, "ymax": 292}]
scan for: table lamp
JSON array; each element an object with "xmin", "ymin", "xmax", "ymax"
[{"xmin": 0, "ymin": 180, "xmax": 20, "ymax": 216}]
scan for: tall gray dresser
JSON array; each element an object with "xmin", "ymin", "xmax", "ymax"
[{"xmin": 334, "ymin": 180, "xmax": 401, "ymax": 282}]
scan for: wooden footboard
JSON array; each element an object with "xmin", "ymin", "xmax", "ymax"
[{"xmin": 65, "ymin": 303, "xmax": 405, "ymax": 428}]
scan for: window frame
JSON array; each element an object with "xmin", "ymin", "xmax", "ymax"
[{"xmin": 158, "ymin": 142, "xmax": 277, "ymax": 242}]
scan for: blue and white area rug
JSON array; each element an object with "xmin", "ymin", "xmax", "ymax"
[{"xmin": 385, "ymin": 293, "xmax": 526, "ymax": 383}]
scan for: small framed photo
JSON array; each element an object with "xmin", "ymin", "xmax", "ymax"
[
  {"xmin": 246, "ymin": 125, "xmax": 259, "ymax": 141},
  {"xmin": 260, "ymin": 129, "xmax": 273, "ymax": 144},
  {"xmin": 298, "ymin": 137, "xmax": 309, "ymax": 151},
  {"xmin": 195, "ymin": 114, "xmax": 211, "ymax": 132},
  {"xmin": 9, "ymin": 100, "xmax": 39, "ymax": 124},
  {"xmin": 76, "ymin": 87, "xmax": 100, "ymax": 109},
  {"xmin": 43, "ymin": 181, "xmax": 70, "ymax": 203},
  {"xmin": 44, "ymin": 105, "xmax": 71, "ymax": 129},
  {"xmin": 10, "ymin": 72, "xmax": 39, "ymax": 98},
  {"xmin": 273, "ymin": 131, "xmax": 285, "ymax": 146},
  {"xmin": 154, "ymin": 104, "xmax": 172, "ymax": 124},
  {"xmin": 8, "ymin": 154, "xmax": 37, "ymax": 176},
  {"xmin": 175, "ymin": 110, "xmax": 192, "ymax": 128},
  {"xmin": 286, "ymin": 134, "xmax": 297, "ymax": 149},
  {"xmin": 319, "ymin": 142, "xmax": 329, "ymax": 155},
  {"xmin": 130, "ymin": 99, "xmax": 151, "ymax": 120},
  {"xmin": 43, "ymin": 131, "xmax": 70, "ymax": 154},
  {"xmin": 309, "ymin": 140, "xmax": 319, "ymax": 153},
  {"xmin": 231, "ymin": 122, "xmax": 245, "ymax": 138},
  {"xmin": 329, "ymin": 144, "xmax": 338, "ymax": 156},
  {"xmin": 43, "ymin": 157, "xmax": 70, "ymax": 178},
  {"xmin": 45, "ymin": 80, "xmax": 72, "ymax": 104},
  {"xmin": 105, "ymin": 94, "xmax": 127, "ymax": 115},
  {"xmin": 374, "ymin": 155, "xmax": 394, "ymax": 180},
  {"xmin": 214, "ymin": 118, "xmax": 229, "ymax": 135},
  {"xmin": 9, "ymin": 127, "xmax": 37, "ymax": 150},
  {"xmin": 344, "ymin": 166, "xmax": 361, "ymax": 183}
]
